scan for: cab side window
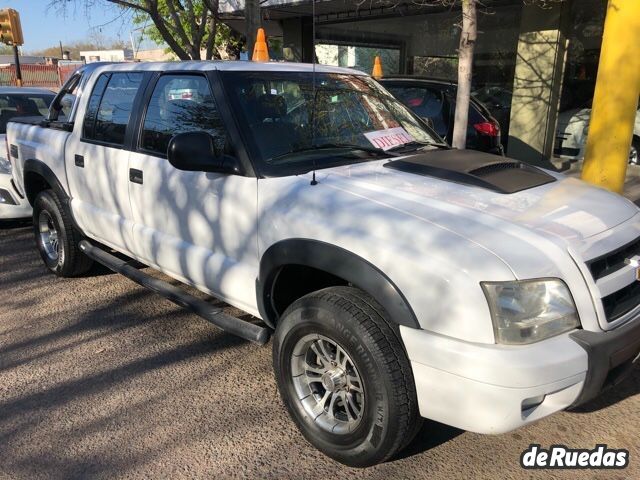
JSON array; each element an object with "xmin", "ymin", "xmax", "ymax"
[
  {"xmin": 83, "ymin": 73, "xmax": 110, "ymax": 139},
  {"xmin": 140, "ymin": 74, "xmax": 228, "ymax": 156},
  {"xmin": 84, "ymin": 72, "xmax": 144, "ymax": 146}
]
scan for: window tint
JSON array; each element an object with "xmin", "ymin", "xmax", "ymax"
[
  {"xmin": 141, "ymin": 74, "xmax": 227, "ymax": 156},
  {"xmin": 89, "ymin": 72, "xmax": 143, "ymax": 146},
  {"xmin": 83, "ymin": 74, "xmax": 110, "ymax": 139}
]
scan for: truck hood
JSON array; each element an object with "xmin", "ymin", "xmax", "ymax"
[{"xmin": 319, "ymin": 154, "xmax": 638, "ymax": 245}]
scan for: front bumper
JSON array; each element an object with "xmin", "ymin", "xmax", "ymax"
[
  {"xmin": 0, "ymin": 173, "xmax": 31, "ymax": 220},
  {"xmin": 400, "ymin": 320, "xmax": 640, "ymax": 434},
  {"xmin": 570, "ymin": 317, "xmax": 640, "ymax": 406}
]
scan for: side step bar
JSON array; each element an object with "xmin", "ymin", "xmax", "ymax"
[{"xmin": 78, "ymin": 240, "xmax": 270, "ymax": 345}]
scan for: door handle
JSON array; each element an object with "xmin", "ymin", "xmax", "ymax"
[
  {"xmin": 129, "ymin": 168, "xmax": 143, "ymax": 184},
  {"xmin": 74, "ymin": 154, "xmax": 84, "ymax": 168}
]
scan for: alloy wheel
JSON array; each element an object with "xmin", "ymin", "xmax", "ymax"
[
  {"xmin": 38, "ymin": 210, "xmax": 60, "ymax": 262},
  {"xmin": 291, "ymin": 334, "xmax": 365, "ymax": 435}
]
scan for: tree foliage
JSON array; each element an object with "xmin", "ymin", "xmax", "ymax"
[{"xmin": 132, "ymin": 3, "xmax": 241, "ymax": 60}]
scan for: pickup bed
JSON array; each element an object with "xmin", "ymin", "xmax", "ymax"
[{"xmin": 8, "ymin": 61, "xmax": 640, "ymax": 467}]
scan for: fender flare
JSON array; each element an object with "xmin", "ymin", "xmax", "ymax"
[
  {"xmin": 257, "ymin": 238, "xmax": 420, "ymax": 329},
  {"xmin": 23, "ymin": 159, "xmax": 70, "ymax": 206}
]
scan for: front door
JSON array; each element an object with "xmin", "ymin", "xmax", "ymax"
[
  {"xmin": 127, "ymin": 73, "xmax": 259, "ymax": 314},
  {"xmin": 66, "ymin": 71, "xmax": 146, "ymax": 253}
]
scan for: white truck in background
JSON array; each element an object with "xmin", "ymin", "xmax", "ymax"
[
  {"xmin": 0, "ymin": 87, "xmax": 55, "ymax": 220},
  {"xmin": 7, "ymin": 61, "xmax": 640, "ymax": 467}
]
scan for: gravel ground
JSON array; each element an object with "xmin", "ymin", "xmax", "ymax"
[{"xmin": 1, "ymin": 222, "xmax": 638, "ymax": 479}]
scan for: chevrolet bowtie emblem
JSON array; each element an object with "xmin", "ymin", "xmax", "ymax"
[{"xmin": 625, "ymin": 256, "xmax": 640, "ymax": 281}]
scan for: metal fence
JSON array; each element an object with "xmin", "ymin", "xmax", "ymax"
[{"xmin": 0, "ymin": 64, "xmax": 80, "ymax": 89}]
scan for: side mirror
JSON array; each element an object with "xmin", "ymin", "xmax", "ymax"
[{"xmin": 167, "ymin": 131, "xmax": 239, "ymax": 174}]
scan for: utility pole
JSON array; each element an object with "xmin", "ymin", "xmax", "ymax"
[{"xmin": 13, "ymin": 44, "xmax": 21, "ymax": 86}]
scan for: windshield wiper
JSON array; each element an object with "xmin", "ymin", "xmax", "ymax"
[
  {"xmin": 387, "ymin": 140, "xmax": 449, "ymax": 153},
  {"xmin": 269, "ymin": 143, "xmax": 399, "ymax": 162}
]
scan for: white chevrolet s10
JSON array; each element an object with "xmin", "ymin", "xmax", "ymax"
[{"xmin": 7, "ymin": 61, "xmax": 640, "ymax": 467}]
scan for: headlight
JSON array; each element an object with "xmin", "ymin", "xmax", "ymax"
[
  {"xmin": 0, "ymin": 156, "xmax": 10, "ymax": 174},
  {"xmin": 481, "ymin": 279, "xmax": 579, "ymax": 345}
]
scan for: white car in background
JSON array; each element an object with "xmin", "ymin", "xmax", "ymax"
[
  {"xmin": 555, "ymin": 102, "xmax": 640, "ymax": 165},
  {"xmin": 0, "ymin": 87, "xmax": 56, "ymax": 220}
]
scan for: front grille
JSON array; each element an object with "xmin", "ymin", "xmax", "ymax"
[
  {"xmin": 601, "ymin": 280, "xmax": 640, "ymax": 321},
  {"xmin": 588, "ymin": 235, "xmax": 640, "ymax": 281}
]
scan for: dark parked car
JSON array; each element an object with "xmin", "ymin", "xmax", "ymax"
[
  {"xmin": 472, "ymin": 84, "xmax": 512, "ymax": 149},
  {"xmin": 380, "ymin": 77, "xmax": 504, "ymax": 155}
]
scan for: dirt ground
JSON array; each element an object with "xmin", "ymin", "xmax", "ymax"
[{"xmin": 1, "ymin": 223, "xmax": 638, "ymax": 479}]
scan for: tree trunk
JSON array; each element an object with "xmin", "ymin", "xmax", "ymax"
[
  {"xmin": 244, "ymin": 0, "xmax": 261, "ymax": 58},
  {"xmin": 451, "ymin": 0, "xmax": 477, "ymax": 149},
  {"xmin": 205, "ymin": 8, "xmax": 219, "ymax": 59}
]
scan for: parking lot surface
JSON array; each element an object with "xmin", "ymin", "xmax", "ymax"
[{"xmin": 1, "ymin": 223, "xmax": 638, "ymax": 479}]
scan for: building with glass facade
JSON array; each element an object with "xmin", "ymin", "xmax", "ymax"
[{"xmin": 220, "ymin": 0, "xmax": 627, "ymax": 168}]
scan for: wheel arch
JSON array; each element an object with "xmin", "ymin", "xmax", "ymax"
[
  {"xmin": 257, "ymin": 239, "xmax": 419, "ymax": 329},
  {"xmin": 23, "ymin": 159, "xmax": 69, "ymax": 207}
]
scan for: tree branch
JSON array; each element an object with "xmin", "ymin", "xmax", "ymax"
[
  {"xmin": 105, "ymin": 0, "xmax": 150, "ymax": 12},
  {"xmin": 146, "ymin": 0, "xmax": 191, "ymax": 59},
  {"xmin": 164, "ymin": 0, "xmax": 194, "ymax": 55},
  {"xmin": 203, "ymin": 0, "xmax": 220, "ymax": 60}
]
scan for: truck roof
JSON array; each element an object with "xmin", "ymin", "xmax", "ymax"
[
  {"xmin": 82, "ymin": 60, "xmax": 368, "ymax": 76},
  {"xmin": 0, "ymin": 86, "xmax": 56, "ymax": 95}
]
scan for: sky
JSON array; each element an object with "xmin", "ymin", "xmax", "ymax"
[{"xmin": 6, "ymin": 0, "xmax": 137, "ymax": 52}]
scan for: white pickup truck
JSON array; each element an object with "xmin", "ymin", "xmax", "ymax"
[{"xmin": 8, "ymin": 61, "xmax": 640, "ymax": 467}]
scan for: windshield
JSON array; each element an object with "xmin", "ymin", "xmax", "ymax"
[
  {"xmin": 0, "ymin": 93, "xmax": 54, "ymax": 133},
  {"xmin": 221, "ymin": 72, "xmax": 442, "ymax": 175}
]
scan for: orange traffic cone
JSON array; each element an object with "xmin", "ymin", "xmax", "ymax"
[
  {"xmin": 252, "ymin": 28, "xmax": 270, "ymax": 62},
  {"xmin": 372, "ymin": 56, "xmax": 383, "ymax": 79}
]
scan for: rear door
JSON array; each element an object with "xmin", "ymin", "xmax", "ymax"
[{"xmin": 65, "ymin": 71, "xmax": 148, "ymax": 253}]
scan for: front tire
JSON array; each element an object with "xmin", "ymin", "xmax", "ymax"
[
  {"xmin": 33, "ymin": 189, "xmax": 93, "ymax": 277},
  {"xmin": 273, "ymin": 286, "xmax": 421, "ymax": 467}
]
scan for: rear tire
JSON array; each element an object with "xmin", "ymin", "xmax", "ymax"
[
  {"xmin": 273, "ymin": 286, "xmax": 420, "ymax": 467},
  {"xmin": 33, "ymin": 189, "xmax": 93, "ymax": 277}
]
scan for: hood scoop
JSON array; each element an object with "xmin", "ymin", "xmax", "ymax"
[{"xmin": 384, "ymin": 149, "xmax": 556, "ymax": 194}]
